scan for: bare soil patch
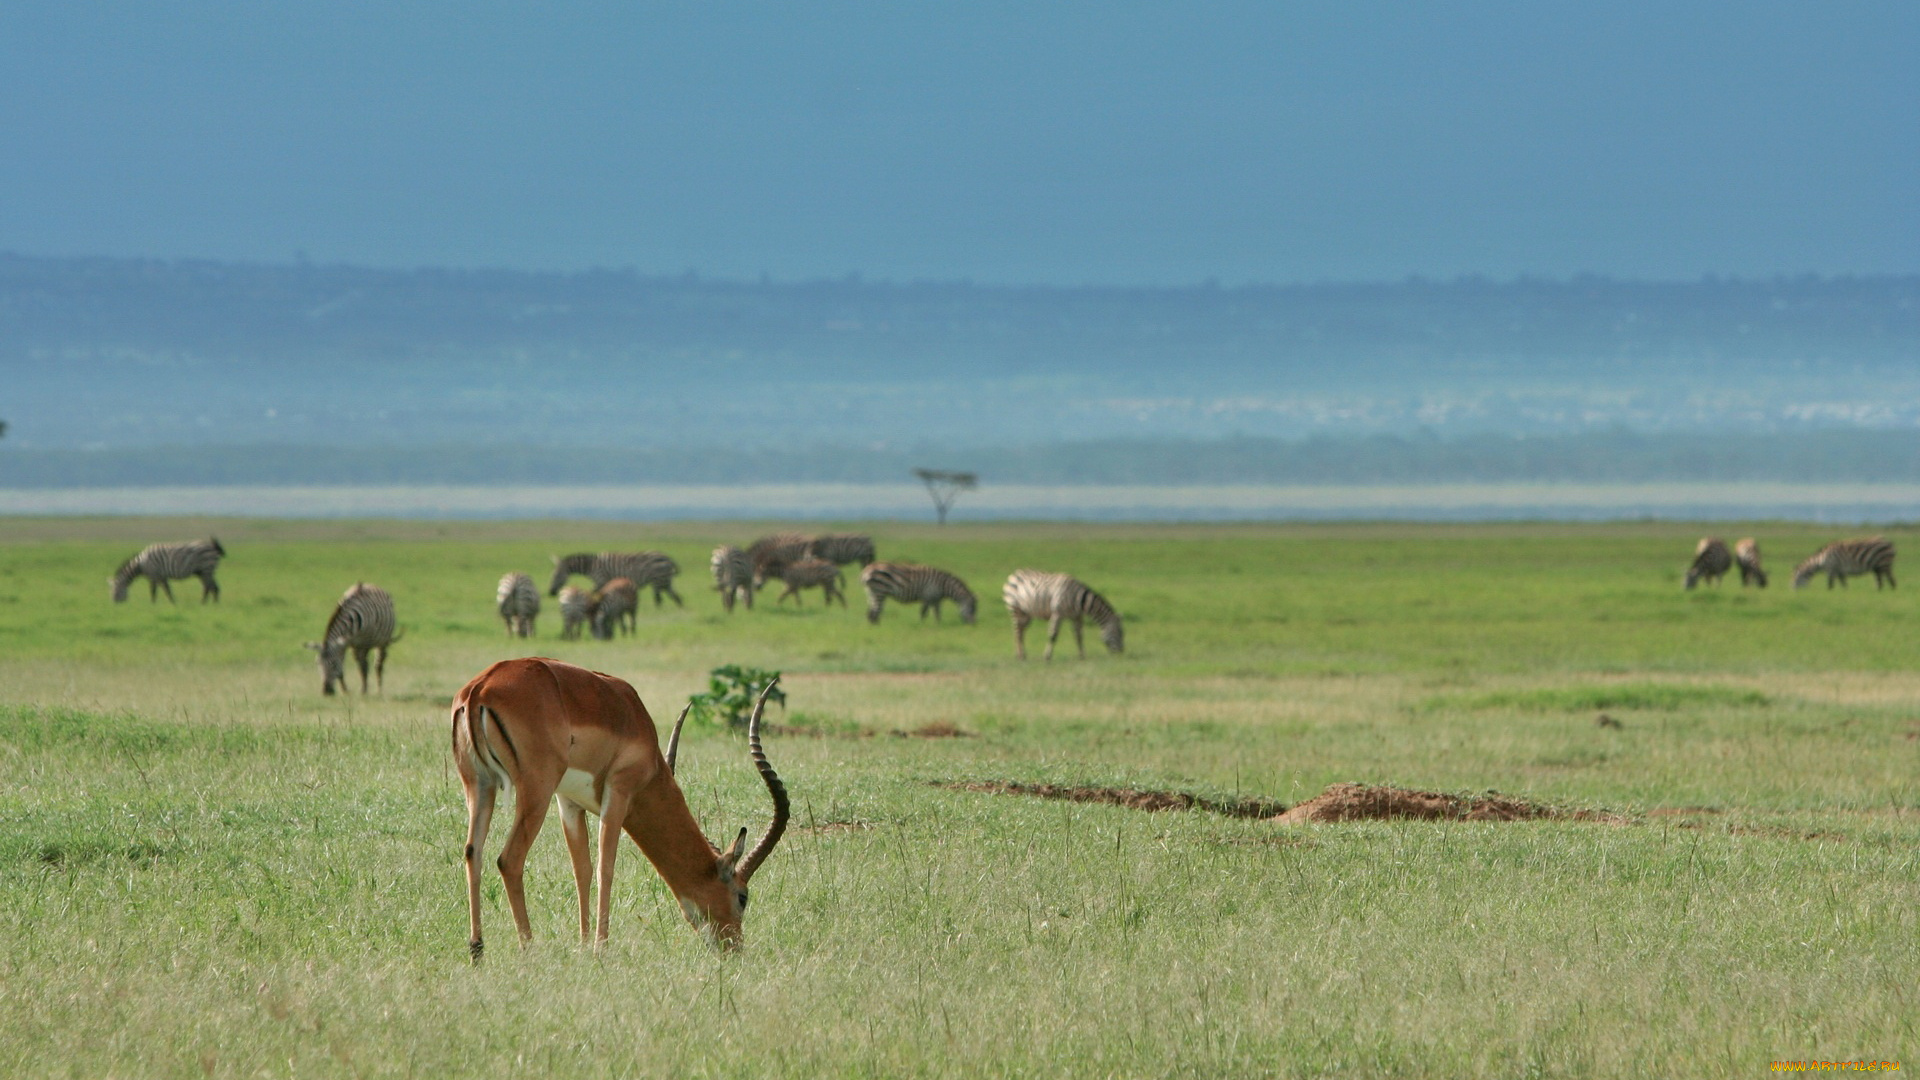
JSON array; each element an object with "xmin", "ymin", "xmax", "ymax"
[
  {"xmin": 938, "ymin": 781, "xmax": 1286, "ymax": 819},
  {"xmin": 1269, "ymin": 782, "xmax": 1625, "ymax": 825},
  {"xmin": 892, "ymin": 721, "xmax": 972, "ymax": 739}
]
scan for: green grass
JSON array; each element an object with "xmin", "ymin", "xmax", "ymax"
[{"xmin": 1, "ymin": 519, "xmax": 1916, "ymax": 1078}]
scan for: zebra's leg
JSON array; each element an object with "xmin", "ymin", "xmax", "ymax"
[
  {"xmin": 375, "ymin": 646, "xmax": 388, "ymax": 691},
  {"xmin": 666, "ymin": 584, "xmax": 683, "ymax": 608},
  {"xmin": 149, "ymin": 577, "xmax": 160, "ymax": 602},
  {"xmin": 1072, "ymin": 616, "xmax": 1086, "ymax": 659},
  {"xmin": 201, "ymin": 572, "xmax": 219, "ymax": 602},
  {"xmin": 355, "ymin": 646, "xmax": 372, "ymax": 694},
  {"xmin": 742, "ymin": 584, "xmax": 754, "ymax": 610},
  {"xmin": 1044, "ymin": 615, "xmax": 1063, "ymax": 662},
  {"xmin": 1013, "ymin": 614, "xmax": 1030, "ymax": 660}
]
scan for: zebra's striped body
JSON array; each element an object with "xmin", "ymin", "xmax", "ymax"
[
  {"xmin": 748, "ymin": 533, "xmax": 813, "ymax": 586},
  {"xmin": 1002, "ymin": 570, "xmax": 1123, "ymax": 660},
  {"xmin": 861, "ymin": 562, "xmax": 976, "ymax": 624},
  {"xmin": 1684, "ymin": 537, "xmax": 1733, "ymax": 590},
  {"xmin": 308, "ymin": 583, "xmax": 398, "ymax": 696},
  {"xmin": 1735, "ymin": 538, "xmax": 1767, "ymax": 588},
  {"xmin": 807, "ymin": 533, "xmax": 876, "ymax": 567},
  {"xmin": 549, "ymin": 551, "xmax": 682, "ymax": 608},
  {"xmin": 495, "ymin": 572, "xmax": 541, "ymax": 637},
  {"xmin": 111, "ymin": 538, "xmax": 225, "ymax": 603},
  {"xmin": 774, "ymin": 558, "xmax": 847, "ymax": 607},
  {"xmin": 557, "ymin": 586, "xmax": 593, "ymax": 640},
  {"xmin": 1793, "ymin": 538, "xmax": 1896, "ymax": 590},
  {"xmin": 589, "ymin": 578, "xmax": 639, "ymax": 640},
  {"xmin": 711, "ymin": 545, "xmax": 756, "ymax": 612}
]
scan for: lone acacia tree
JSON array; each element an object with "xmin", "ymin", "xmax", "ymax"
[{"xmin": 913, "ymin": 468, "xmax": 977, "ymax": 524}]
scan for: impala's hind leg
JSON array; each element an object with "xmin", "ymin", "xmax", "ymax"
[
  {"xmin": 559, "ymin": 802, "xmax": 595, "ymax": 943},
  {"xmin": 462, "ymin": 776, "xmax": 499, "ymax": 961},
  {"xmin": 496, "ymin": 782, "xmax": 556, "ymax": 943}
]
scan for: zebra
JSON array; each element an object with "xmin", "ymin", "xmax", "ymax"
[
  {"xmin": 1734, "ymin": 538, "xmax": 1767, "ymax": 588},
  {"xmin": 774, "ymin": 558, "xmax": 847, "ymax": 607},
  {"xmin": 1684, "ymin": 537, "xmax": 1733, "ymax": 590},
  {"xmin": 711, "ymin": 545, "xmax": 755, "ymax": 612},
  {"xmin": 589, "ymin": 578, "xmax": 639, "ymax": 640},
  {"xmin": 807, "ymin": 533, "xmax": 877, "ymax": 567},
  {"xmin": 305, "ymin": 583, "xmax": 398, "ymax": 696},
  {"xmin": 861, "ymin": 561, "xmax": 976, "ymax": 624},
  {"xmin": 748, "ymin": 532, "xmax": 813, "ymax": 587},
  {"xmin": 1002, "ymin": 570, "xmax": 1123, "ymax": 661},
  {"xmin": 549, "ymin": 551, "xmax": 682, "ymax": 607},
  {"xmin": 496, "ymin": 572, "xmax": 541, "ymax": 637},
  {"xmin": 1793, "ymin": 538, "xmax": 1897, "ymax": 590},
  {"xmin": 557, "ymin": 586, "xmax": 593, "ymax": 640},
  {"xmin": 110, "ymin": 538, "xmax": 226, "ymax": 603}
]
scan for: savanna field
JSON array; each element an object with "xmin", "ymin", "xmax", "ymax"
[{"xmin": 1, "ymin": 517, "xmax": 1915, "ymax": 1079}]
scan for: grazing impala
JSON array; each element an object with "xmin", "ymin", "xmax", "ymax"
[{"xmin": 451, "ymin": 658, "xmax": 788, "ymax": 957}]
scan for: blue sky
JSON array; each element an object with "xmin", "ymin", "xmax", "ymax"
[{"xmin": 2, "ymin": 2, "xmax": 1913, "ymax": 284}]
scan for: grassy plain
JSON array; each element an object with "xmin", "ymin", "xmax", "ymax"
[{"xmin": 0, "ymin": 518, "xmax": 1916, "ymax": 1078}]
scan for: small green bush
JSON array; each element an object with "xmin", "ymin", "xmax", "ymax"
[{"xmin": 686, "ymin": 664, "xmax": 785, "ymax": 728}]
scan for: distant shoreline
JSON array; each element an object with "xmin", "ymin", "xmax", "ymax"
[{"xmin": 4, "ymin": 482, "xmax": 1919, "ymax": 523}]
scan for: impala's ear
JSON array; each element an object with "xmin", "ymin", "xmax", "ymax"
[{"xmin": 719, "ymin": 827, "xmax": 749, "ymax": 868}]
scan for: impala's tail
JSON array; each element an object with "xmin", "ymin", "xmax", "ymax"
[{"xmin": 454, "ymin": 699, "xmax": 516, "ymax": 787}]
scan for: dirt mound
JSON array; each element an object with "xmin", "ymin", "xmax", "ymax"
[
  {"xmin": 939, "ymin": 781, "xmax": 1285, "ymax": 819},
  {"xmin": 1271, "ymin": 783, "xmax": 1619, "ymax": 824}
]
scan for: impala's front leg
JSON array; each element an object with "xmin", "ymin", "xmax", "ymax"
[
  {"xmin": 593, "ymin": 785, "xmax": 636, "ymax": 944},
  {"xmin": 560, "ymin": 802, "xmax": 595, "ymax": 944}
]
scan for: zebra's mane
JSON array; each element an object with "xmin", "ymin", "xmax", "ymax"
[
  {"xmin": 1080, "ymin": 586, "xmax": 1120, "ymax": 628},
  {"xmin": 321, "ymin": 586, "xmax": 370, "ymax": 645}
]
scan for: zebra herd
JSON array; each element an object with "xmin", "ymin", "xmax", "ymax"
[
  {"xmin": 1686, "ymin": 536, "xmax": 1897, "ymax": 591},
  {"xmin": 497, "ymin": 531, "xmax": 1122, "ymax": 660},
  {"xmin": 118, "ymin": 529, "xmax": 1899, "ymax": 697}
]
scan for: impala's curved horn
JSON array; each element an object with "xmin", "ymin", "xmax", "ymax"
[
  {"xmin": 737, "ymin": 675, "xmax": 789, "ymax": 885},
  {"xmin": 665, "ymin": 701, "xmax": 693, "ymax": 774}
]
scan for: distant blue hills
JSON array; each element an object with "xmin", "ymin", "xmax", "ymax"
[{"xmin": 3, "ymin": 254, "xmax": 1918, "ymax": 471}]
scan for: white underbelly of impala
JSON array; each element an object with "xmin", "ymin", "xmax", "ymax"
[{"xmin": 555, "ymin": 768, "xmax": 603, "ymax": 814}]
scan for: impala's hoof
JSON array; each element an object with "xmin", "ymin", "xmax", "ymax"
[{"xmin": 468, "ymin": 939, "xmax": 484, "ymax": 963}]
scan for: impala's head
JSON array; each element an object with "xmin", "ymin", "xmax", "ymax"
[
  {"xmin": 668, "ymin": 680, "xmax": 789, "ymax": 949},
  {"xmin": 305, "ymin": 638, "xmax": 348, "ymax": 695}
]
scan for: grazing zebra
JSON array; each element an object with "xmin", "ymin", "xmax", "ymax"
[
  {"xmin": 1793, "ymin": 538, "xmax": 1897, "ymax": 590},
  {"xmin": 1002, "ymin": 570, "xmax": 1123, "ymax": 661},
  {"xmin": 557, "ymin": 585, "xmax": 593, "ymax": 640},
  {"xmin": 589, "ymin": 578, "xmax": 640, "ymax": 640},
  {"xmin": 495, "ymin": 572, "xmax": 541, "ymax": 637},
  {"xmin": 748, "ymin": 532, "xmax": 813, "ymax": 586},
  {"xmin": 1684, "ymin": 537, "xmax": 1733, "ymax": 590},
  {"xmin": 807, "ymin": 533, "xmax": 877, "ymax": 567},
  {"xmin": 549, "ymin": 551, "xmax": 682, "ymax": 608},
  {"xmin": 861, "ymin": 561, "xmax": 976, "ymax": 624},
  {"xmin": 305, "ymin": 583, "xmax": 398, "ymax": 696},
  {"xmin": 774, "ymin": 558, "xmax": 847, "ymax": 607},
  {"xmin": 711, "ymin": 545, "xmax": 755, "ymax": 612},
  {"xmin": 110, "ymin": 538, "xmax": 226, "ymax": 603},
  {"xmin": 1734, "ymin": 538, "xmax": 1767, "ymax": 588}
]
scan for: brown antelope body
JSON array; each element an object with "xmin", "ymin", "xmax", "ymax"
[{"xmin": 451, "ymin": 658, "xmax": 787, "ymax": 957}]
